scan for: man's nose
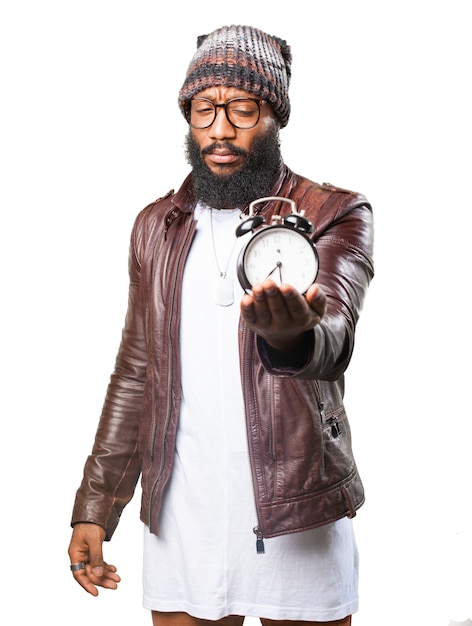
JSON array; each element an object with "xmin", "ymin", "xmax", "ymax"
[{"xmin": 209, "ymin": 106, "xmax": 237, "ymax": 140}]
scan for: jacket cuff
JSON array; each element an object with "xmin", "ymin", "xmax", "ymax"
[
  {"xmin": 257, "ymin": 330, "xmax": 314, "ymax": 376},
  {"xmin": 71, "ymin": 501, "xmax": 119, "ymax": 542}
]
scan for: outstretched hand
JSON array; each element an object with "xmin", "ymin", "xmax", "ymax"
[
  {"xmin": 240, "ymin": 279, "xmax": 327, "ymax": 352},
  {"xmin": 68, "ymin": 523, "xmax": 121, "ymax": 596}
]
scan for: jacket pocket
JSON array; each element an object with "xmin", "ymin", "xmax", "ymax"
[
  {"xmin": 263, "ymin": 377, "xmax": 324, "ymax": 500},
  {"xmin": 264, "ymin": 377, "xmax": 355, "ymax": 501}
]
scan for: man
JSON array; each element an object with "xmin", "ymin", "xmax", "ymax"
[{"xmin": 68, "ymin": 25, "xmax": 374, "ymax": 626}]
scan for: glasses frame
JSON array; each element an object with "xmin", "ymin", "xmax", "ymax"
[{"xmin": 183, "ymin": 97, "xmax": 266, "ymax": 130}]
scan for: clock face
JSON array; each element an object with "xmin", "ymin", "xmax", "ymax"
[{"xmin": 237, "ymin": 225, "xmax": 319, "ymax": 293}]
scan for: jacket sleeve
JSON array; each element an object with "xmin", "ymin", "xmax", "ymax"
[
  {"xmin": 71, "ymin": 215, "xmax": 147, "ymax": 540},
  {"xmin": 258, "ymin": 198, "xmax": 374, "ymax": 381}
]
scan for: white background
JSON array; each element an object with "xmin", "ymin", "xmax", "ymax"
[{"xmin": 1, "ymin": 1, "xmax": 471, "ymax": 624}]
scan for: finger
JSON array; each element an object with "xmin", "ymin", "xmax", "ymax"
[
  {"xmin": 245, "ymin": 282, "xmax": 274, "ymax": 325},
  {"xmin": 305, "ymin": 284, "xmax": 327, "ymax": 318},
  {"xmin": 240, "ymin": 292, "xmax": 257, "ymax": 323},
  {"xmin": 258, "ymin": 279, "xmax": 296, "ymax": 316},
  {"xmin": 73, "ymin": 567, "xmax": 100, "ymax": 596},
  {"xmin": 86, "ymin": 562, "xmax": 121, "ymax": 588}
]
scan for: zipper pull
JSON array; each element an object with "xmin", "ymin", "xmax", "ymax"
[
  {"xmin": 253, "ymin": 526, "xmax": 265, "ymax": 554},
  {"xmin": 328, "ymin": 416, "xmax": 341, "ymax": 438}
]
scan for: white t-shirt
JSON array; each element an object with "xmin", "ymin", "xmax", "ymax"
[{"xmin": 142, "ymin": 202, "xmax": 359, "ymax": 621}]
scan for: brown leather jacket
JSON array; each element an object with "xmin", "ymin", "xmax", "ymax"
[{"xmin": 71, "ymin": 164, "xmax": 374, "ymax": 544}]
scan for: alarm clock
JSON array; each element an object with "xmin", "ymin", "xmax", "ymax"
[{"xmin": 236, "ymin": 196, "xmax": 319, "ymax": 294}]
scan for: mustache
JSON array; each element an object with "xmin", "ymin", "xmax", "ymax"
[{"xmin": 201, "ymin": 142, "xmax": 249, "ymax": 157}]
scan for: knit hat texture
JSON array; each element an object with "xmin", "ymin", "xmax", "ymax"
[{"xmin": 178, "ymin": 25, "xmax": 292, "ymax": 127}]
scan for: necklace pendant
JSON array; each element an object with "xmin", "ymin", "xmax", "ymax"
[{"xmin": 213, "ymin": 273, "xmax": 234, "ymax": 306}]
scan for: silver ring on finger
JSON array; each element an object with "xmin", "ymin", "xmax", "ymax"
[{"xmin": 70, "ymin": 561, "xmax": 87, "ymax": 572}]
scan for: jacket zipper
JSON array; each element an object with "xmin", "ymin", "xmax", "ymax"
[
  {"xmin": 241, "ymin": 323, "xmax": 266, "ymax": 554},
  {"xmin": 312, "ymin": 378, "xmax": 325, "ymax": 421},
  {"xmin": 253, "ymin": 526, "xmax": 265, "ymax": 554},
  {"xmin": 148, "ymin": 226, "xmax": 167, "ymax": 464},
  {"xmin": 148, "ymin": 217, "xmax": 195, "ymax": 528},
  {"xmin": 267, "ymin": 373, "xmax": 275, "ymax": 460},
  {"xmin": 327, "ymin": 415, "xmax": 342, "ymax": 438},
  {"xmin": 312, "ymin": 379, "xmax": 341, "ymax": 438}
]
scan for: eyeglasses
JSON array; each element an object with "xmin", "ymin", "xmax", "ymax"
[{"xmin": 183, "ymin": 97, "xmax": 266, "ymax": 130}]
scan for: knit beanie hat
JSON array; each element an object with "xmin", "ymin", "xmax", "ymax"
[{"xmin": 178, "ymin": 25, "xmax": 292, "ymax": 127}]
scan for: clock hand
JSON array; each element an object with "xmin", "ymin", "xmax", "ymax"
[
  {"xmin": 278, "ymin": 262, "xmax": 283, "ymax": 284},
  {"xmin": 265, "ymin": 261, "xmax": 283, "ymax": 283}
]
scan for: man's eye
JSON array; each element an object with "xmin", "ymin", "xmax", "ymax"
[
  {"xmin": 228, "ymin": 102, "xmax": 257, "ymax": 117},
  {"xmin": 194, "ymin": 106, "xmax": 213, "ymax": 115},
  {"xmin": 233, "ymin": 108, "xmax": 253, "ymax": 117}
]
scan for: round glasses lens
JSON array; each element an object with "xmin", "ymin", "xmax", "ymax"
[
  {"xmin": 190, "ymin": 99, "xmax": 216, "ymax": 128},
  {"xmin": 226, "ymin": 99, "xmax": 260, "ymax": 128}
]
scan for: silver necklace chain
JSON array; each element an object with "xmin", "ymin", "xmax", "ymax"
[
  {"xmin": 209, "ymin": 209, "xmax": 239, "ymax": 306},
  {"xmin": 209, "ymin": 209, "xmax": 238, "ymax": 279}
]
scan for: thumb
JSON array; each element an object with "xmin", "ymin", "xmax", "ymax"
[
  {"xmin": 306, "ymin": 283, "xmax": 327, "ymax": 317},
  {"xmin": 88, "ymin": 539, "xmax": 105, "ymax": 578},
  {"xmin": 73, "ymin": 522, "xmax": 106, "ymax": 577}
]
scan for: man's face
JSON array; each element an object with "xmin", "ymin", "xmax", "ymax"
[
  {"xmin": 189, "ymin": 86, "xmax": 279, "ymax": 176},
  {"xmin": 185, "ymin": 86, "xmax": 282, "ymax": 209}
]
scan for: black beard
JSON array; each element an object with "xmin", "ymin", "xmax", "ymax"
[{"xmin": 184, "ymin": 127, "xmax": 282, "ymax": 209}]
